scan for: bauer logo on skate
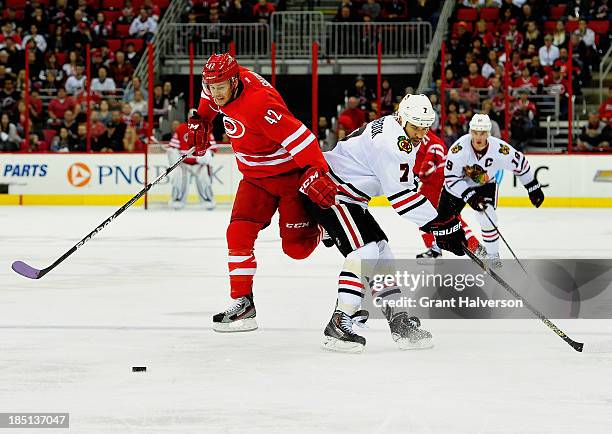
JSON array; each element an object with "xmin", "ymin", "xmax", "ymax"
[
  {"xmin": 67, "ymin": 163, "xmax": 92, "ymax": 187},
  {"xmin": 223, "ymin": 116, "xmax": 246, "ymax": 139}
]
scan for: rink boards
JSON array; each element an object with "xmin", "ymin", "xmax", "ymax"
[{"xmin": 0, "ymin": 153, "xmax": 611, "ymax": 207}]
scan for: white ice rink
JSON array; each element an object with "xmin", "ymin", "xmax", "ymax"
[{"xmin": 1, "ymin": 205, "xmax": 612, "ymax": 433}]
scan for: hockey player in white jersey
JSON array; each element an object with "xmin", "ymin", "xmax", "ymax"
[
  {"xmin": 439, "ymin": 114, "xmax": 544, "ymax": 267},
  {"xmin": 300, "ymin": 94, "xmax": 467, "ymax": 353}
]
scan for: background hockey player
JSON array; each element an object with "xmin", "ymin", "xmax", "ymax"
[
  {"xmin": 166, "ymin": 121, "xmax": 216, "ymax": 210},
  {"xmin": 413, "ymin": 130, "xmax": 483, "ymax": 259},
  {"xmin": 188, "ymin": 53, "xmax": 336, "ymax": 332},
  {"xmin": 302, "ymin": 94, "xmax": 467, "ymax": 353},
  {"xmin": 439, "ymin": 114, "xmax": 544, "ymax": 268}
]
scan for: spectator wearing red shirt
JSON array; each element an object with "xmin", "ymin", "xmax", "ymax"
[
  {"xmin": 543, "ymin": 66, "xmax": 568, "ymax": 96},
  {"xmin": 599, "ymin": 88, "xmax": 612, "ymax": 122},
  {"xmin": 457, "ymin": 78, "xmax": 479, "ymax": 108},
  {"xmin": 503, "ymin": 19, "xmax": 524, "ymax": 52},
  {"xmin": 47, "ymin": 88, "xmax": 76, "ymax": 127},
  {"xmin": 108, "ymin": 51, "xmax": 134, "ymax": 88},
  {"xmin": 253, "ymin": 0, "xmax": 275, "ymax": 23},
  {"xmin": 513, "ymin": 67, "xmax": 539, "ymax": 94},
  {"xmin": 443, "ymin": 68, "xmax": 460, "ymax": 88},
  {"xmin": 337, "ymin": 96, "xmax": 365, "ymax": 139},
  {"xmin": 467, "ymin": 62, "xmax": 487, "ymax": 88}
]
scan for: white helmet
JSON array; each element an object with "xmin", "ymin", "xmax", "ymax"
[
  {"xmin": 397, "ymin": 94, "xmax": 436, "ymax": 128},
  {"xmin": 469, "ymin": 114, "xmax": 492, "ymax": 132}
]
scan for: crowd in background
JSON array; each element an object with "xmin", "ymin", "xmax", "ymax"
[{"xmin": 0, "ymin": 0, "xmax": 173, "ymax": 153}]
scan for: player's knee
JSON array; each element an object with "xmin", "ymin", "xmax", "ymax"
[
  {"xmin": 282, "ymin": 238, "xmax": 316, "ymax": 260},
  {"xmin": 227, "ymin": 220, "xmax": 261, "ymax": 250}
]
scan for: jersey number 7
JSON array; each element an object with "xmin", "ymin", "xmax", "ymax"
[{"xmin": 400, "ymin": 163, "xmax": 410, "ymax": 182}]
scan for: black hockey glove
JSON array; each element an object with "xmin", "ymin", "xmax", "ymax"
[
  {"xmin": 525, "ymin": 180, "xmax": 544, "ymax": 208},
  {"xmin": 421, "ymin": 216, "xmax": 466, "ymax": 256},
  {"xmin": 462, "ymin": 188, "xmax": 486, "ymax": 211}
]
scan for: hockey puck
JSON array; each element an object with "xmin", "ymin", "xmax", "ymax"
[{"xmin": 132, "ymin": 366, "xmax": 147, "ymax": 372}]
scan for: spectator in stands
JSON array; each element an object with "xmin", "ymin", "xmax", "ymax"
[
  {"xmin": 510, "ymin": 89, "xmax": 537, "ymax": 150},
  {"xmin": 89, "ymin": 111, "xmax": 107, "ymax": 140},
  {"xmin": 70, "ymin": 22, "xmax": 94, "ymax": 53},
  {"xmin": 337, "ymin": 96, "xmax": 365, "ymax": 140},
  {"xmin": 380, "ymin": 79, "xmax": 395, "ymax": 114},
  {"xmin": 577, "ymin": 112, "xmax": 610, "ymax": 150},
  {"xmin": 124, "ymin": 76, "xmax": 148, "ymax": 102},
  {"xmin": 122, "ymin": 126, "xmax": 142, "ymax": 152},
  {"xmin": 26, "ymin": 133, "xmax": 42, "ymax": 152},
  {"xmin": 48, "ymin": 25, "xmax": 69, "ymax": 54},
  {"xmin": 411, "ymin": 0, "xmax": 440, "ymax": 25},
  {"xmin": 458, "ymin": 78, "xmax": 479, "ymax": 108},
  {"xmin": 131, "ymin": 111, "xmax": 149, "ymax": 140},
  {"xmin": 361, "ymin": 0, "xmax": 382, "ymax": 21},
  {"xmin": 462, "ymin": 0, "xmax": 485, "ymax": 7},
  {"xmin": 22, "ymin": 24, "xmax": 47, "ymax": 53},
  {"xmin": 142, "ymin": 0, "xmax": 161, "ymax": 22},
  {"xmin": 108, "ymin": 51, "xmax": 134, "ymax": 88},
  {"xmin": 119, "ymin": 1, "xmax": 137, "ymax": 24},
  {"xmin": 129, "ymin": 9, "xmax": 158, "ymax": 42},
  {"xmin": 455, "ymin": 21, "xmax": 472, "ymax": 56},
  {"xmin": 39, "ymin": 52, "xmax": 64, "ymax": 84},
  {"xmin": 93, "ymin": 12, "xmax": 114, "ymax": 45},
  {"xmin": 574, "ymin": 18, "xmax": 597, "ymax": 52},
  {"xmin": 599, "ymin": 87, "xmax": 612, "ymax": 122},
  {"xmin": 444, "ymin": 113, "xmax": 467, "ymax": 146},
  {"xmin": 480, "ymin": 99, "xmax": 502, "ymax": 138},
  {"xmin": 0, "ymin": 112, "xmax": 21, "ymax": 149},
  {"xmin": 0, "ymin": 50, "xmax": 11, "ymax": 74},
  {"xmin": 346, "ymin": 76, "xmax": 374, "ymax": 111},
  {"xmin": 226, "ymin": 0, "xmax": 254, "ymax": 22},
  {"xmin": 552, "ymin": 20, "xmax": 568, "ymax": 49},
  {"xmin": 443, "ymin": 68, "xmax": 459, "ymax": 88},
  {"xmin": 449, "ymin": 88, "xmax": 471, "ymax": 114},
  {"xmin": 0, "ymin": 77, "xmax": 19, "ymax": 114},
  {"xmin": 482, "ymin": 51, "xmax": 500, "ymax": 81},
  {"xmin": 62, "ymin": 51, "xmax": 81, "ymax": 78},
  {"xmin": 528, "ymin": 55, "xmax": 545, "ymax": 79},
  {"xmin": 69, "ymin": 123, "xmax": 88, "ymax": 152},
  {"xmin": 152, "ymin": 84, "xmax": 170, "ymax": 119},
  {"xmin": 62, "ymin": 109, "xmax": 78, "ymax": 136},
  {"xmin": 163, "ymin": 81, "xmax": 175, "ymax": 101},
  {"xmin": 95, "ymin": 120, "xmax": 125, "ymax": 152},
  {"xmin": 50, "ymin": 127, "xmax": 71, "ymax": 152},
  {"xmin": 91, "ymin": 67, "xmax": 117, "ymax": 94},
  {"xmin": 383, "ymin": 0, "xmax": 407, "ymax": 21},
  {"xmin": 130, "ymin": 90, "xmax": 148, "ymax": 116},
  {"xmin": 523, "ymin": 21, "xmax": 542, "ymax": 51},
  {"xmin": 1, "ymin": 37, "xmax": 23, "ymax": 73},
  {"xmin": 98, "ymin": 100, "xmax": 112, "ymax": 126},
  {"xmin": 124, "ymin": 42, "xmax": 142, "ymax": 67},
  {"xmin": 334, "ymin": 5, "xmax": 360, "ymax": 23},
  {"xmin": 50, "ymin": 0, "xmax": 71, "ymax": 29},
  {"xmin": 162, "ymin": 119, "xmax": 180, "ymax": 141},
  {"xmin": 39, "ymin": 70, "xmax": 60, "ymax": 97},
  {"xmin": 253, "ymin": 0, "xmax": 276, "ymax": 24},
  {"xmin": 121, "ymin": 102, "xmax": 133, "ymax": 125},
  {"xmin": 539, "ymin": 34, "xmax": 560, "ymax": 66},
  {"xmin": 28, "ymin": 90, "xmax": 44, "ymax": 127},
  {"xmin": 65, "ymin": 64, "xmax": 86, "ymax": 95},
  {"xmin": 0, "ymin": 22, "xmax": 22, "ymax": 48},
  {"xmin": 513, "ymin": 66, "xmax": 539, "ymax": 93},
  {"xmin": 467, "ymin": 62, "xmax": 487, "ymax": 88},
  {"xmin": 48, "ymin": 87, "xmax": 76, "ymax": 127}
]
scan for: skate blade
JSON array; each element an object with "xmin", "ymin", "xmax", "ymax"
[
  {"xmin": 321, "ymin": 336, "xmax": 365, "ymax": 353},
  {"xmin": 416, "ymin": 257, "xmax": 443, "ymax": 266},
  {"xmin": 213, "ymin": 318, "xmax": 258, "ymax": 333},
  {"xmin": 396, "ymin": 337, "xmax": 434, "ymax": 350}
]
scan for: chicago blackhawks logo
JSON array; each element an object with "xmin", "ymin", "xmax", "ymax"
[
  {"xmin": 397, "ymin": 136, "xmax": 413, "ymax": 154},
  {"xmin": 464, "ymin": 164, "xmax": 490, "ymax": 184},
  {"xmin": 499, "ymin": 144, "xmax": 510, "ymax": 155},
  {"xmin": 223, "ymin": 116, "xmax": 245, "ymax": 139},
  {"xmin": 451, "ymin": 144, "xmax": 462, "ymax": 154}
]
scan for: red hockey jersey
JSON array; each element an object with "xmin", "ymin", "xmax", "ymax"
[
  {"xmin": 413, "ymin": 131, "xmax": 447, "ymax": 205},
  {"xmin": 197, "ymin": 67, "xmax": 327, "ymax": 178}
]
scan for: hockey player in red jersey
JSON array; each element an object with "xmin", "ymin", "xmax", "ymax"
[
  {"xmin": 188, "ymin": 53, "xmax": 336, "ymax": 332},
  {"xmin": 413, "ymin": 131, "xmax": 483, "ymax": 259},
  {"xmin": 166, "ymin": 122, "xmax": 217, "ymax": 210}
]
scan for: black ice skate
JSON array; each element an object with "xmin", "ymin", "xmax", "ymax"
[
  {"xmin": 416, "ymin": 246, "xmax": 442, "ymax": 264},
  {"xmin": 387, "ymin": 312, "xmax": 433, "ymax": 350},
  {"xmin": 321, "ymin": 310, "xmax": 366, "ymax": 353},
  {"xmin": 212, "ymin": 293, "xmax": 258, "ymax": 332}
]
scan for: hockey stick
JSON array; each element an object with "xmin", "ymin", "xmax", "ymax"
[
  {"xmin": 462, "ymin": 245, "xmax": 585, "ymax": 352},
  {"xmin": 11, "ymin": 148, "xmax": 196, "ymax": 280},
  {"xmin": 482, "ymin": 207, "xmax": 528, "ymax": 274}
]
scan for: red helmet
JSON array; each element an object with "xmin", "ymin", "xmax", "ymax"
[{"xmin": 202, "ymin": 53, "xmax": 239, "ymax": 85}]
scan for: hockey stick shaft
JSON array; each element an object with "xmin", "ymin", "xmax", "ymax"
[
  {"xmin": 482, "ymin": 207, "xmax": 528, "ymax": 274},
  {"xmin": 462, "ymin": 245, "xmax": 584, "ymax": 352},
  {"xmin": 12, "ymin": 148, "xmax": 195, "ymax": 279}
]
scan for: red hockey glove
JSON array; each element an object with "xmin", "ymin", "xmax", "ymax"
[
  {"xmin": 299, "ymin": 167, "xmax": 337, "ymax": 209},
  {"xmin": 187, "ymin": 113, "xmax": 210, "ymax": 157}
]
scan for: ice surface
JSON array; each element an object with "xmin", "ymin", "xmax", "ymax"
[{"xmin": 1, "ymin": 206, "xmax": 612, "ymax": 433}]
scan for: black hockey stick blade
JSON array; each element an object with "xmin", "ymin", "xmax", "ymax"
[
  {"xmin": 12, "ymin": 147, "xmax": 195, "ymax": 280},
  {"xmin": 462, "ymin": 245, "xmax": 585, "ymax": 352}
]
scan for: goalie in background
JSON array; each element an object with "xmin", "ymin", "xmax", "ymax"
[{"xmin": 165, "ymin": 121, "xmax": 217, "ymax": 210}]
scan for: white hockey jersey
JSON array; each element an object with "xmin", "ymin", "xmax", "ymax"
[
  {"xmin": 444, "ymin": 134, "xmax": 535, "ymax": 199},
  {"xmin": 324, "ymin": 115, "xmax": 437, "ymax": 227}
]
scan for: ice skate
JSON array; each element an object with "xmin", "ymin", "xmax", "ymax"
[
  {"xmin": 212, "ymin": 294, "xmax": 258, "ymax": 332},
  {"xmin": 321, "ymin": 310, "xmax": 366, "ymax": 353},
  {"xmin": 416, "ymin": 245, "xmax": 442, "ymax": 264},
  {"xmin": 387, "ymin": 312, "xmax": 433, "ymax": 350},
  {"xmin": 487, "ymin": 252, "xmax": 502, "ymax": 270}
]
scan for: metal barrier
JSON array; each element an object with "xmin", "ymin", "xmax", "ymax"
[
  {"xmin": 271, "ymin": 11, "xmax": 325, "ymax": 59},
  {"xmin": 599, "ymin": 45, "xmax": 612, "ymax": 104},
  {"xmin": 165, "ymin": 23, "xmax": 270, "ymax": 59}
]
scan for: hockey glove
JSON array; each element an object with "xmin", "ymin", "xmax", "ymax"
[
  {"xmin": 299, "ymin": 167, "xmax": 337, "ymax": 209},
  {"xmin": 525, "ymin": 180, "xmax": 544, "ymax": 208},
  {"xmin": 462, "ymin": 188, "xmax": 486, "ymax": 211},
  {"xmin": 187, "ymin": 113, "xmax": 210, "ymax": 157},
  {"xmin": 421, "ymin": 216, "xmax": 467, "ymax": 257}
]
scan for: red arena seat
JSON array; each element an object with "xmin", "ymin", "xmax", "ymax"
[
  {"xmin": 456, "ymin": 8, "xmax": 478, "ymax": 22},
  {"xmin": 479, "ymin": 8, "xmax": 499, "ymax": 21}
]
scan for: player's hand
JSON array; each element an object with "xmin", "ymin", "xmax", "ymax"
[
  {"xmin": 299, "ymin": 167, "xmax": 337, "ymax": 209},
  {"xmin": 462, "ymin": 188, "xmax": 486, "ymax": 211},
  {"xmin": 187, "ymin": 113, "xmax": 210, "ymax": 157},
  {"xmin": 421, "ymin": 215, "xmax": 466, "ymax": 256},
  {"xmin": 525, "ymin": 180, "xmax": 544, "ymax": 208}
]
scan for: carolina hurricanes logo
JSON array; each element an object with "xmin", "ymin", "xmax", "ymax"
[{"xmin": 223, "ymin": 116, "xmax": 245, "ymax": 139}]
